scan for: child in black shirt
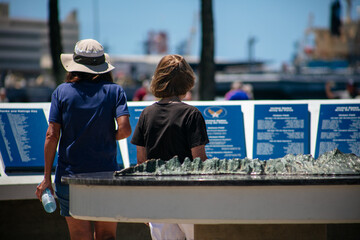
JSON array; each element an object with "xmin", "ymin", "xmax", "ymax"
[{"xmin": 131, "ymin": 54, "xmax": 209, "ymax": 240}]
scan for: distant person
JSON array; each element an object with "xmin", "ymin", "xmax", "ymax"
[
  {"xmin": 242, "ymin": 83, "xmax": 254, "ymax": 99},
  {"xmin": 183, "ymin": 90, "xmax": 193, "ymax": 101},
  {"xmin": 229, "ymin": 90, "xmax": 249, "ymax": 100},
  {"xmin": 143, "ymin": 89, "xmax": 156, "ymax": 101},
  {"xmin": 325, "ymin": 80, "xmax": 360, "ymax": 99},
  {"xmin": 35, "ymin": 39, "xmax": 131, "ymax": 240},
  {"xmin": 131, "ymin": 54, "xmax": 209, "ymax": 240},
  {"xmin": 225, "ymin": 81, "xmax": 249, "ymax": 100},
  {"xmin": 0, "ymin": 87, "xmax": 8, "ymax": 102},
  {"xmin": 133, "ymin": 80, "xmax": 150, "ymax": 101}
]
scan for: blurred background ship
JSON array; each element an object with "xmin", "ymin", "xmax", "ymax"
[
  {"xmin": 213, "ymin": 0, "xmax": 360, "ymax": 100},
  {"xmin": 298, "ymin": 0, "xmax": 360, "ymax": 74}
]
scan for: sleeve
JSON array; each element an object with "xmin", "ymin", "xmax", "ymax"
[
  {"xmin": 187, "ymin": 109, "xmax": 209, "ymax": 148},
  {"xmin": 115, "ymin": 87, "xmax": 130, "ymax": 118},
  {"xmin": 130, "ymin": 111, "xmax": 145, "ymax": 146},
  {"xmin": 48, "ymin": 88, "xmax": 62, "ymax": 124}
]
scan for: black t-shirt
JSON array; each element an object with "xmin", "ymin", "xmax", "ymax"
[{"xmin": 131, "ymin": 101, "xmax": 209, "ymax": 163}]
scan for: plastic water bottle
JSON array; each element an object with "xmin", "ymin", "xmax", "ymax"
[{"xmin": 41, "ymin": 188, "xmax": 57, "ymax": 213}]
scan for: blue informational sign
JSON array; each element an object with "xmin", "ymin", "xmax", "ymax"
[
  {"xmin": 253, "ymin": 104, "xmax": 310, "ymax": 160},
  {"xmin": 195, "ymin": 105, "xmax": 247, "ymax": 159},
  {"xmin": 127, "ymin": 105, "xmax": 147, "ymax": 166},
  {"xmin": 315, "ymin": 104, "xmax": 360, "ymax": 158},
  {"xmin": 127, "ymin": 104, "xmax": 247, "ymax": 164},
  {"xmin": 0, "ymin": 109, "xmax": 57, "ymax": 172}
]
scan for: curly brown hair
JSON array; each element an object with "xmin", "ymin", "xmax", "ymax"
[{"xmin": 150, "ymin": 55, "xmax": 195, "ymax": 98}]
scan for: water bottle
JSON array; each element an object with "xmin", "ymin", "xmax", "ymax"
[{"xmin": 41, "ymin": 188, "xmax": 57, "ymax": 213}]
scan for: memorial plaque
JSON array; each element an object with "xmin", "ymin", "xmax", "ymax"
[
  {"xmin": 195, "ymin": 105, "xmax": 246, "ymax": 159},
  {"xmin": 315, "ymin": 104, "xmax": 360, "ymax": 158},
  {"xmin": 253, "ymin": 104, "xmax": 310, "ymax": 160},
  {"xmin": 0, "ymin": 109, "xmax": 56, "ymax": 172}
]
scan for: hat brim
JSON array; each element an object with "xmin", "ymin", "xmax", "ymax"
[{"xmin": 60, "ymin": 53, "xmax": 115, "ymax": 74}]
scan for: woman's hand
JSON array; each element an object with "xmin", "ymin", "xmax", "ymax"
[{"xmin": 35, "ymin": 179, "xmax": 54, "ymax": 201}]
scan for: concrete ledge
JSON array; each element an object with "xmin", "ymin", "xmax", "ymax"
[
  {"xmin": 0, "ymin": 175, "xmax": 45, "ymax": 200},
  {"xmin": 69, "ymin": 184, "xmax": 360, "ymax": 224}
]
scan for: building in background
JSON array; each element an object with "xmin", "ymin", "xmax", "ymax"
[{"xmin": 0, "ymin": 3, "xmax": 79, "ymax": 101}]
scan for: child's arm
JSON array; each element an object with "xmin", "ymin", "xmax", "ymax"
[{"xmin": 191, "ymin": 145, "xmax": 207, "ymax": 161}]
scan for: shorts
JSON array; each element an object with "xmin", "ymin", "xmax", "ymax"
[{"xmin": 55, "ymin": 183, "xmax": 70, "ymax": 217}]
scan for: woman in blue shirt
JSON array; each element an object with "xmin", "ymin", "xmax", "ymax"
[{"xmin": 36, "ymin": 39, "xmax": 131, "ymax": 240}]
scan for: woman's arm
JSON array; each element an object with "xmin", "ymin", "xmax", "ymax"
[
  {"xmin": 191, "ymin": 145, "xmax": 207, "ymax": 162},
  {"xmin": 36, "ymin": 122, "xmax": 61, "ymax": 200},
  {"xmin": 116, "ymin": 115, "xmax": 131, "ymax": 140},
  {"xmin": 136, "ymin": 146, "xmax": 147, "ymax": 164}
]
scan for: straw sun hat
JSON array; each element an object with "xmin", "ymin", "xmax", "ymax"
[{"xmin": 60, "ymin": 39, "xmax": 115, "ymax": 74}]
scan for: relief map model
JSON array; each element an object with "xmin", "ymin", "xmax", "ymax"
[{"xmin": 115, "ymin": 149, "xmax": 360, "ymax": 176}]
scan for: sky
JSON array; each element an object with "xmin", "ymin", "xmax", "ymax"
[{"xmin": 4, "ymin": 0, "xmax": 360, "ymax": 69}]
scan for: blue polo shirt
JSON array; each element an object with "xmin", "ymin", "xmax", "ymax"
[{"xmin": 49, "ymin": 81, "xmax": 129, "ymax": 183}]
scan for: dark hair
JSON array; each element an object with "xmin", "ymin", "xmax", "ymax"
[
  {"xmin": 65, "ymin": 72, "xmax": 114, "ymax": 83},
  {"xmin": 150, "ymin": 54, "xmax": 195, "ymax": 98}
]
